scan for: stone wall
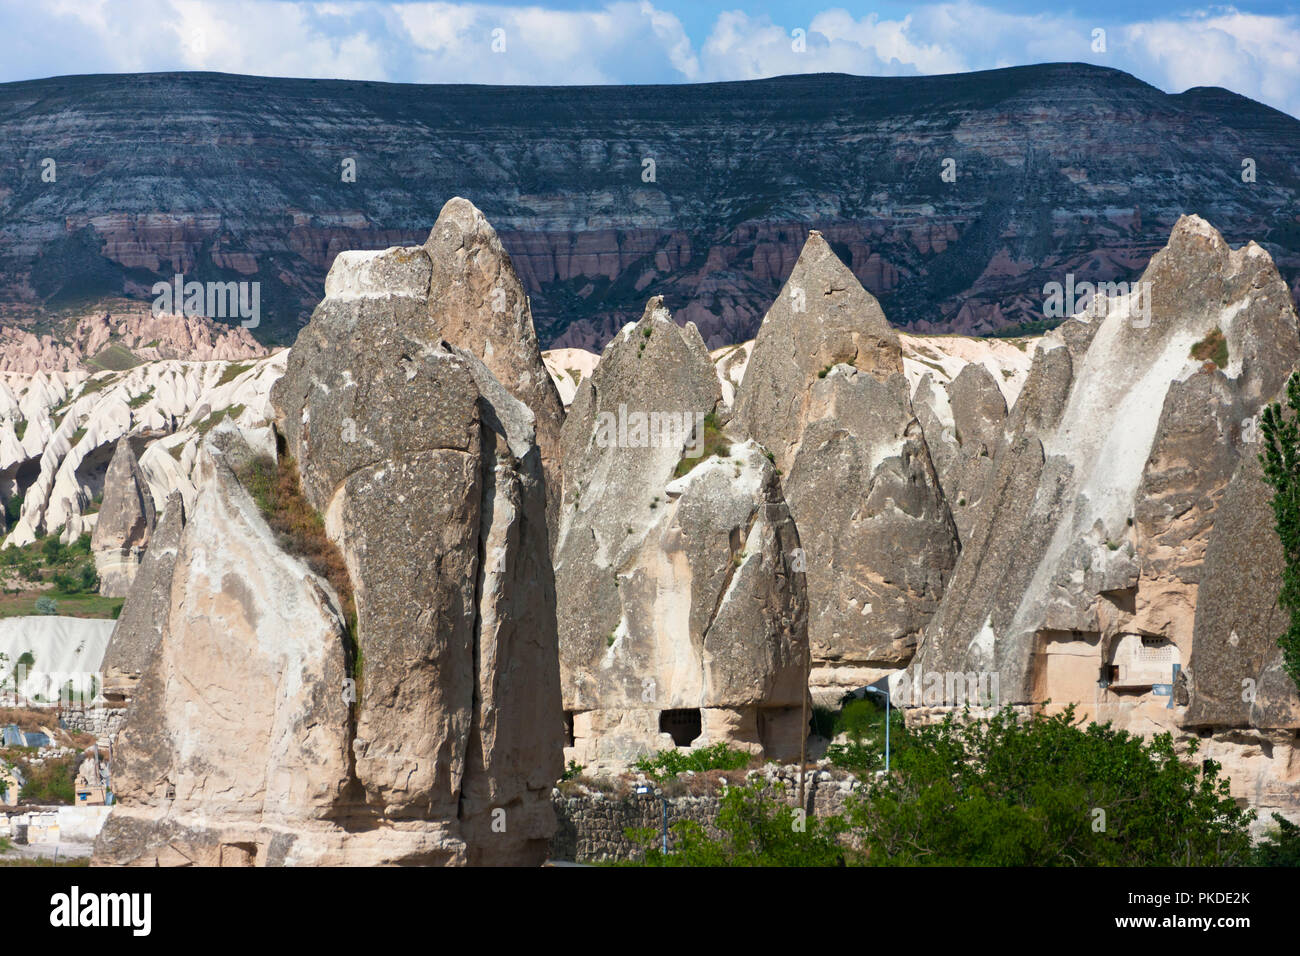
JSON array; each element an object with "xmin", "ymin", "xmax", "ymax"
[
  {"xmin": 61, "ymin": 706, "xmax": 129, "ymax": 744},
  {"xmin": 549, "ymin": 769, "xmax": 858, "ymax": 863}
]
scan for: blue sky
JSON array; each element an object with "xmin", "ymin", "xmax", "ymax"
[{"xmin": 2, "ymin": 1, "xmax": 1298, "ymax": 116}]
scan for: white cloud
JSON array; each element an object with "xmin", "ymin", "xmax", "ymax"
[
  {"xmin": 1125, "ymin": 8, "xmax": 1300, "ymax": 115},
  {"xmin": 0, "ymin": 1, "xmax": 1297, "ymax": 117},
  {"xmin": 689, "ymin": 3, "xmax": 1300, "ymax": 116}
]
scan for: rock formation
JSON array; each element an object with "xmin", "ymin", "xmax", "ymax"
[
  {"xmin": 1182, "ymin": 409, "xmax": 1300, "ymax": 832},
  {"xmin": 99, "ymin": 492, "xmax": 184, "ymax": 706},
  {"xmin": 734, "ymin": 232, "xmax": 958, "ymax": 696},
  {"xmin": 0, "ymin": 352, "xmax": 285, "ymax": 548},
  {"xmin": 90, "ymin": 439, "xmax": 157, "ymax": 597},
  {"xmin": 0, "ymin": 307, "xmax": 266, "ymax": 375},
  {"xmin": 554, "ymin": 297, "xmax": 809, "ymax": 771},
  {"xmin": 912, "ymin": 364, "xmax": 1009, "ymax": 542},
  {"xmin": 93, "ymin": 423, "xmax": 359, "ymax": 866},
  {"xmin": 424, "ymin": 198, "xmax": 566, "ymax": 533},
  {"xmin": 97, "ymin": 233, "xmax": 565, "ymax": 865},
  {"xmin": 900, "ymin": 216, "xmax": 1300, "ymax": 830}
]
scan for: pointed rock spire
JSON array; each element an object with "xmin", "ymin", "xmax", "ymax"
[
  {"xmin": 735, "ymin": 230, "xmax": 902, "ymax": 472},
  {"xmin": 425, "ymin": 197, "xmax": 566, "ymax": 536},
  {"xmin": 91, "ymin": 438, "xmax": 157, "ymax": 597}
]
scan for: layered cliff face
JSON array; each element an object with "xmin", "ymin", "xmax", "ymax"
[
  {"xmin": 554, "ymin": 298, "xmax": 809, "ymax": 770},
  {"xmin": 899, "ymin": 215, "xmax": 1300, "ymax": 825},
  {"xmin": 3, "ymin": 66, "xmax": 1297, "ymax": 350},
  {"xmin": 735, "ymin": 233, "xmax": 958, "ymax": 693}
]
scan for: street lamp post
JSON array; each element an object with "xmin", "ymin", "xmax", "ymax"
[{"xmin": 865, "ymin": 677, "xmax": 892, "ymax": 774}]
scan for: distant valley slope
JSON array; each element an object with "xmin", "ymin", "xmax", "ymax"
[{"xmin": 1, "ymin": 64, "xmax": 1297, "ymax": 349}]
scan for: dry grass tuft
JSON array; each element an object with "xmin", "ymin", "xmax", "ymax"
[{"xmin": 235, "ymin": 455, "xmax": 357, "ymax": 638}]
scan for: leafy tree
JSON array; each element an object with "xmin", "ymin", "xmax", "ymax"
[
  {"xmin": 4, "ymin": 493, "xmax": 22, "ymax": 526},
  {"xmin": 1253, "ymin": 813, "xmax": 1300, "ymax": 867},
  {"xmin": 1259, "ymin": 371, "xmax": 1300, "ymax": 691},
  {"xmin": 824, "ymin": 693, "xmax": 909, "ymax": 774},
  {"xmin": 40, "ymin": 536, "xmax": 65, "ymax": 566},
  {"xmin": 52, "ymin": 561, "xmax": 98, "ymax": 594},
  {"xmin": 849, "ymin": 706, "xmax": 1254, "ymax": 866}
]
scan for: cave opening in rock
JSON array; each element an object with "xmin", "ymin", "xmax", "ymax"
[{"xmin": 659, "ymin": 708, "xmax": 701, "ymax": 747}]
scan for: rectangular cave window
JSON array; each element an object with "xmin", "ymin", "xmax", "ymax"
[
  {"xmin": 563, "ymin": 711, "xmax": 576, "ymax": 748},
  {"xmin": 659, "ymin": 708, "xmax": 701, "ymax": 747}
]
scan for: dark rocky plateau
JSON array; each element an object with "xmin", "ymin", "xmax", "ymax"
[{"xmin": 1, "ymin": 63, "xmax": 1298, "ymax": 348}]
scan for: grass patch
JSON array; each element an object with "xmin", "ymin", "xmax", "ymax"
[
  {"xmin": 18, "ymin": 754, "xmax": 76, "ymax": 803},
  {"xmin": 234, "ymin": 455, "xmax": 359, "ymax": 675},
  {"xmin": 1190, "ymin": 327, "xmax": 1229, "ymax": 369},
  {"xmin": 194, "ymin": 404, "xmax": 245, "ymax": 438},
  {"xmin": 0, "ymin": 856, "xmax": 90, "ymax": 867},
  {"xmin": 0, "ymin": 592, "xmax": 123, "ymax": 620},
  {"xmin": 216, "ymin": 362, "xmax": 254, "ymax": 387},
  {"xmin": 75, "ymin": 372, "xmax": 118, "ymax": 401},
  {"xmin": 985, "ymin": 318, "xmax": 1062, "ymax": 339},
  {"xmin": 672, "ymin": 412, "xmax": 730, "ymax": 479},
  {"xmin": 85, "ymin": 343, "xmax": 141, "ymax": 372},
  {"xmin": 127, "ymin": 386, "xmax": 155, "ymax": 409}
]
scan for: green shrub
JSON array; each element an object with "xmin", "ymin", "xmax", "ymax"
[
  {"xmin": 849, "ymin": 706, "xmax": 1254, "ymax": 866},
  {"xmin": 632, "ymin": 742, "xmax": 753, "ymax": 781},
  {"xmin": 1190, "ymin": 327, "xmax": 1229, "ymax": 369},
  {"xmin": 627, "ymin": 782, "xmax": 848, "ymax": 866},
  {"xmin": 51, "ymin": 561, "xmax": 98, "ymax": 594},
  {"xmin": 40, "ymin": 537, "xmax": 64, "ymax": 566},
  {"xmin": 1259, "ymin": 371, "xmax": 1300, "ymax": 692},
  {"xmin": 672, "ymin": 413, "xmax": 730, "ymax": 479},
  {"xmin": 20, "ymin": 755, "xmax": 77, "ymax": 804},
  {"xmin": 34, "ymin": 596, "xmax": 57, "ymax": 615},
  {"xmin": 1253, "ymin": 813, "xmax": 1300, "ymax": 866}
]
